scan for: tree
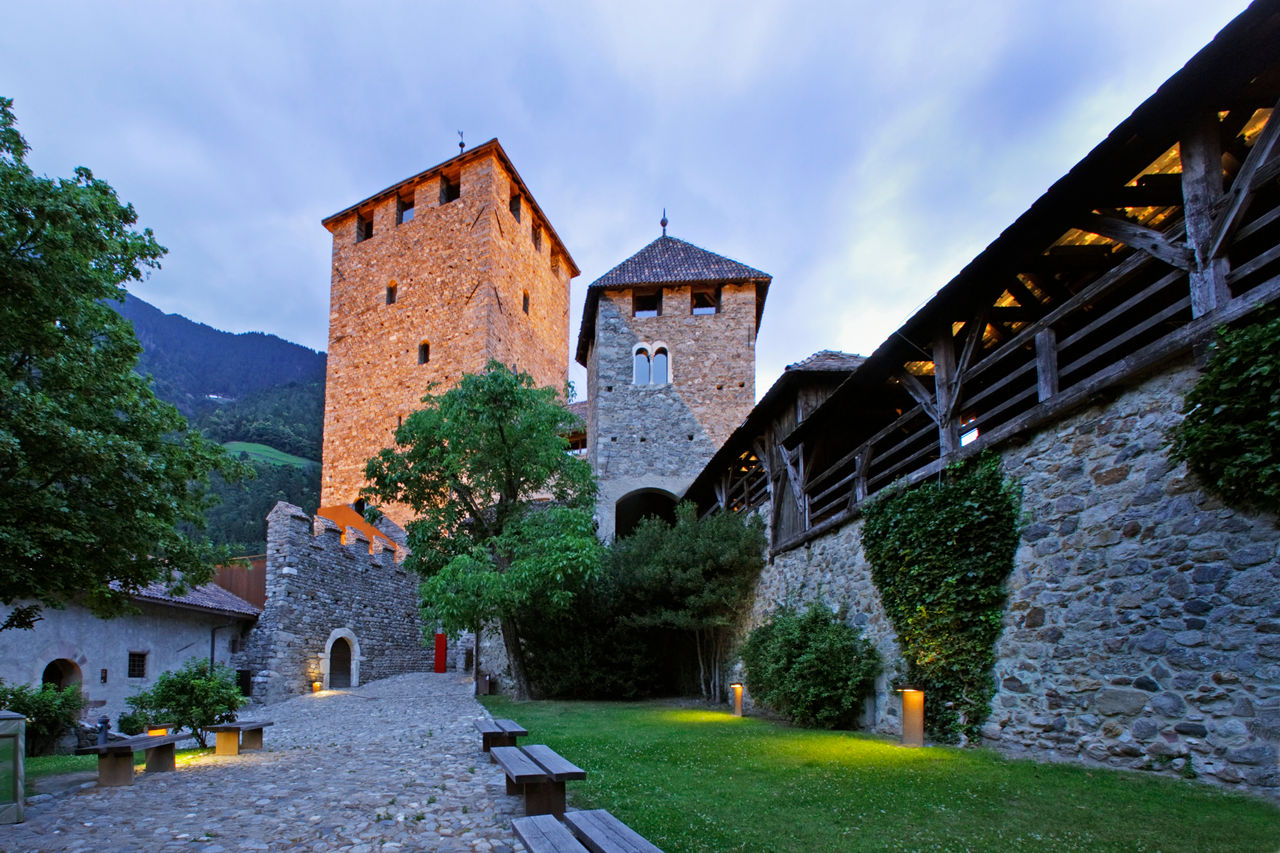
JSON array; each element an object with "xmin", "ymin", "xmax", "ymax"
[
  {"xmin": 607, "ymin": 503, "xmax": 764, "ymax": 700},
  {"xmin": 362, "ymin": 361, "xmax": 600, "ymax": 698},
  {"xmin": 0, "ymin": 97, "xmax": 244, "ymax": 631},
  {"xmin": 123, "ymin": 658, "xmax": 245, "ymax": 747}
]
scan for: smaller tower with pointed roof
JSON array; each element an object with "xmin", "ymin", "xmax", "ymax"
[{"xmin": 576, "ymin": 230, "xmax": 770, "ymax": 539}]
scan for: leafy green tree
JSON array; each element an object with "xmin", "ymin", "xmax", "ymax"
[
  {"xmin": 124, "ymin": 658, "xmax": 244, "ymax": 747},
  {"xmin": 362, "ymin": 361, "xmax": 599, "ymax": 698},
  {"xmin": 0, "ymin": 679, "xmax": 87, "ymax": 755},
  {"xmin": 1169, "ymin": 305, "xmax": 1280, "ymax": 515},
  {"xmin": 0, "ymin": 98, "xmax": 244, "ymax": 631},
  {"xmin": 606, "ymin": 504, "xmax": 764, "ymax": 700}
]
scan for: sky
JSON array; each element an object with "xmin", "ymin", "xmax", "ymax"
[{"xmin": 1, "ymin": 1, "xmax": 1255, "ymax": 399}]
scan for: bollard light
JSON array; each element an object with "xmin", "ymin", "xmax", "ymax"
[
  {"xmin": 312, "ymin": 681, "xmax": 323, "ymax": 693},
  {"xmin": 730, "ymin": 683, "xmax": 744, "ymax": 717},
  {"xmin": 146, "ymin": 725, "xmax": 169, "ymax": 737},
  {"xmin": 0, "ymin": 709, "xmax": 25, "ymax": 824},
  {"xmin": 899, "ymin": 687, "xmax": 924, "ymax": 747}
]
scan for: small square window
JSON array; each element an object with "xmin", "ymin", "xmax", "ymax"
[
  {"xmin": 633, "ymin": 290, "xmax": 661, "ymax": 318},
  {"xmin": 396, "ymin": 197, "xmax": 414, "ymax": 225},
  {"xmin": 356, "ymin": 214, "xmax": 373, "ymax": 243},
  {"xmin": 440, "ymin": 175, "xmax": 460, "ymax": 204},
  {"xmin": 418, "ymin": 341, "xmax": 430, "ymax": 364},
  {"xmin": 128, "ymin": 652, "xmax": 147, "ymax": 679},
  {"xmin": 509, "ymin": 195, "xmax": 522, "ymax": 222},
  {"xmin": 692, "ymin": 287, "xmax": 720, "ymax": 315},
  {"xmin": 522, "ymin": 291, "xmax": 530, "ymax": 314},
  {"xmin": 532, "ymin": 224, "xmax": 542, "ymax": 251}
]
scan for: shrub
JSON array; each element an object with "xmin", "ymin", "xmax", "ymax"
[
  {"xmin": 125, "ymin": 658, "xmax": 244, "ymax": 747},
  {"xmin": 740, "ymin": 606, "xmax": 882, "ymax": 729},
  {"xmin": 116, "ymin": 708, "xmax": 149, "ymax": 736},
  {"xmin": 1169, "ymin": 304, "xmax": 1280, "ymax": 516},
  {"xmin": 0, "ymin": 679, "xmax": 87, "ymax": 755}
]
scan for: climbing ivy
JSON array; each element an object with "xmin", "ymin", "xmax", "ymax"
[
  {"xmin": 1169, "ymin": 304, "xmax": 1280, "ymax": 517},
  {"xmin": 862, "ymin": 454, "xmax": 1020, "ymax": 743}
]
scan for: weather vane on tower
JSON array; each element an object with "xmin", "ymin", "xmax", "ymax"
[{"xmin": 661, "ymin": 208, "xmax": 668, "ymax": 237}]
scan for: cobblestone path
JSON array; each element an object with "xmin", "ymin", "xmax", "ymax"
[{"xmin": 2, "ymin": 673, "xmax": 524, "ymax": 853}]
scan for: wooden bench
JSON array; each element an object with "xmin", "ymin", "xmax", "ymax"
[
  {"xmin": 492, "ymin": 744, "xmax": 585, "ymax": 817},
  {"xmin": 512, "ymin": 810, "xmax": 664, "ymax": 853},
  {"xmin": 206, "ymin": 720, "xmax": 274, "ymax": 755},
  {"xmin": 75, "ymin": 732, "xmax": 193, "ymax": 787},
  {"xmin": 476, "ymin": 717, "xmax": 528, "ymax": 756}
]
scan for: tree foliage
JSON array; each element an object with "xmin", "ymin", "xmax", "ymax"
[
  {"xmin": 862, "ymin": 454, "xmax": 1019, "ymax": 743},
  {"xmin": 0, "ymin": 678, "xmax": 87, "ymax": 755},
  {"xmin": 124, "ymin": 658, "xmax": 245, "ymax": 747},
  {"xmin": 0, "ymin": 97, "xmax": 244, "ymax": 631},
  {"xmin": 203, "ymin": 458, "xmax": 320, "ymax": 554},
  {"xmin": 362, "ymin": 362, "xmax": 599, "ymax": 698},
  {"xmin": 740, "ymin": 606, "xmax": 882, "ymax": 729},
  {"xmin": 1169, "ymin": 305, "xmax": 1280, "ymax": 516}
]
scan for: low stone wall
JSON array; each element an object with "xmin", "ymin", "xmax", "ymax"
[
  {"xmin": 742, "ymin": 360, "xmax": 1279, "ymax": 796},
  {"xmin": 238, "ymin": 502, "xmax": 435, "ymax": 703}
]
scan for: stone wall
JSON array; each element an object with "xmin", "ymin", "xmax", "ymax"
[
  {"xmin": 741, "ymin": 359, "xmax": 1280, "ymax": 796},
  {"xmin": 587, "ymin": 284, "xmax": 757, "ymax": 539},
  {"xmin": 239, "ymin": 502, "xmax": 435, "ymax": 703},
  {"xmin": 321, "ymin": 146, "xmax": 572, "ymax": 528}
]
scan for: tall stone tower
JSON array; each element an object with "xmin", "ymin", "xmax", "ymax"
[
  {"xmin": 320, "ymin": 140, "xmax": 579, "ymax": 527},
  {"xmin": 575, "ymin": 231, "xmax": 770, "ymax": 539}
]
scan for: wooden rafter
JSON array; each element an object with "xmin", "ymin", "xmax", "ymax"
[
  {"xmin": 1077, "ymin": 212, "xmax": 1192, "ymax": 270},
  {"xmin": 1211, "ymin": 96, "xmax": 1280, "ymax": 259}
]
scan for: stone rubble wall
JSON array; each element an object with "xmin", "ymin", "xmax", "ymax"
[
  {"xmin": 238, "ymin": 502, "xmax": 435, "ymax": 704},
  {"xmin": 743, "ymin": 359, "xmax": 1279, "ymax": 796}
]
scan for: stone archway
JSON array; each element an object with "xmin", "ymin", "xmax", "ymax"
[
  {"xmin": 41, "ymin": 658, "xmax": 81, "ymax": 690},
  {"xmin": 321, "ymin": 628, "xmax": 361, "ymax": 690},
  {"xmin": 614, "ymin": 488, "xmax": 679, "ymax": 538}
]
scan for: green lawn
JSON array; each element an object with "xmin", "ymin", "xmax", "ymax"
[
  {"xmin": 222, "ymin": 441, "xmax": 317, "ymax": 468},
  {"xmin": 480, "ymin": 697, "xmax": 1280, "ymax": 852},
  {"xmin": 24, "ymin": 746, "xmax": 213, "ymax": 781}
]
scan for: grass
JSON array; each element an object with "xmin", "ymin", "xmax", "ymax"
[
  {"xmin": 222, "ymin": 441, "xmax": 317, "ymax": 468},
  {"xmin": 480, "ymin": 697, "xmax": 1280, "ymax": 852},
  {"xmin": 24, "ymin": 746, "xmax": 213, "ymax": 781}
]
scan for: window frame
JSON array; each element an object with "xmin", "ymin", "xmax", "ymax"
[{"xmin": 633, "ymin": 290, "xmax": 661, "ymax": 318}]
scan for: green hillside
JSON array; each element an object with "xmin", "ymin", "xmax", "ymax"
[{"xmin": 223, "ymin": 441, "xmax": 318, "ymax": 469}]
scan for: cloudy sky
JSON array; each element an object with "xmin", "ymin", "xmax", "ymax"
[{"xmin": 1, "ymin": 1, "xmax": 1253, "ymax": 397}]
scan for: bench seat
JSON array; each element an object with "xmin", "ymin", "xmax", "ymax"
[
  {"xmin": 76, "ymin": 732, "xmax": 193, "ymax": 786},
  {"xmin": 476, "ymin": 717, "xmax": 528, "ymax": 756},
  {"xmin": 492, "ymin": 744, "xmax": 585, "ymax": 817},
  {"xmin": 207, "ymin": 720, "xmax": 274, "ymax": 755},
  {"xmin": 512, "ymin": 813, "xmax": 589, "ymax": 853},
  {"xmin": 564, "ymin": 809, "xmax": 664, "ymax": 853}
]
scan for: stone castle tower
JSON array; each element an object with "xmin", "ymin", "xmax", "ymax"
[
  {"xmin": 575, "ymin": 231, "xmax": 771, "ymax": 539},
  {"xmin": 320, "ymin": 140, "xmax": 579, "ymax": 527}
]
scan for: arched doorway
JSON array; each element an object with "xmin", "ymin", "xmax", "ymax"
[
  {"xmin": 614, "ymin": 488, "xmax": 679, "ymax": 538},
  {"xmin": 329, "ymin": 638, "xmax": 352, "ymax": 688},
  {"xmin": 41, "ymin": 658, "xmax": 81, "ymax": 690}
]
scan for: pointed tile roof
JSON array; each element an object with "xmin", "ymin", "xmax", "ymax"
[{"xmin": 575, "ymin": 235, "xmax": 772, "ymax": 365}]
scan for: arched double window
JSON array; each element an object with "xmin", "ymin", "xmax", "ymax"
[{"xmin": 633, "ymin": 343, "xmax": 671, "ymax": 385}]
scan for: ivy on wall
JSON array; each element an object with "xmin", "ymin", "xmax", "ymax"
[
  {"xmin": 862, "ymin": 454, "xmax": 1020, "ymax": 743},
  {"xmin": 1169, "ymin": 304, "xmax": 1280, "ymax": 517}
]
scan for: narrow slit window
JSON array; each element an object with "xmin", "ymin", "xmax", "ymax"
[
  {"xmin": 634, "ymin": 348, "xmax": 651, "ymax": 384},
  {"xmin": 633, "ymin": 291, "xmax": 661, "ymax": 318},
  {"xmin": 691, "ymin": 287, "xmax": 720, "ymax": 315},
  {"xmin": 509, "ymin": 195, "xmax": 522, "ymax": 222},
  {"xmin": 522, "ymin": 291, "xmax": 530, "ymax": 314},
  {"xmin": 652, "ymin": 347, "xmax": 669, "ymax": 384},
  {"xmin": 356, "ymin": 214, "xmax": 373, "ymax": 243},
  {"xmin": 396, "ymin": 197, "xmax": 414, "ymax": 225},
  {"xmin": 440, "ymin": 175, "xmax": 460, "ymax": 204},
  {"xmin": 532, "ymin": 224, "xmax": 542, "ymax": 251},
  {"xmin": 418, "ymin": 341, "xmax": 430, "ymax": 364},
  {"xmin": 386, "ymin": 283, "xmax": 397, "ymax": 305}
]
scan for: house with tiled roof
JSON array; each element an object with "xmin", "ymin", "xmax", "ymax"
[{"xmin": 575, "ymin": 227, "xmax": 771, "ymax": 539}]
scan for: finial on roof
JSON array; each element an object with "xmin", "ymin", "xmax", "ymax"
[
  {"xmin": 661, "ymin": 208, "xmax": 668, "ymax": 237},
  {"xmin": 458, "ymin": 130, "xmax": 465, "ymax": 154}
]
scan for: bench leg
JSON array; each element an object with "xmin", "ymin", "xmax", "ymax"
[
  {"xmin": 145, "ymin": 742, "xmax": 177, "ymax": 773},
  {"xmin": 97, "ymin": 752, "xmax": 135, "ymax": 787},
  {"xmin": 523, "ymin": 780, "xmax": 566, "ymax": 818},
  {"xmin": 505, "ymin": 775, "xmax": 522, "ymax": 796},
  {"xmin": 215, "ymin": 730, "xmax": 241, "ymax": 756},
  {"xmin": 241, "ymin": 728, "xmax": 264, "ymax": 751},
  {"xmin": 482, "ymin": 732, "xmax": 497, "ymax": 752}
]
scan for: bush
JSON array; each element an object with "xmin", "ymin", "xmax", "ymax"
[
  {"xmin": 740, "ymin": 606, "xmax": 882, "ymax": 729},
  {"xmin": 0, "ymin": 679, "xmax": 87, "ymax": 755},
  {"xmin": 125, "ymin": 658, "xmax": 244, "ymax": 747},
  {"xmin": 116, "ymin": 708, "xmax": 149, "ymax": 736}
]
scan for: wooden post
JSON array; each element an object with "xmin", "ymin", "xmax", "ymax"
[
  {"xmin": 1035, "ymin": 328, "xmax": 1059, "ymax": 402},
  {"xmin": 932, "ymin": 331, "xmax": 960, "ymax": 456},
  {"xmin": 1181, "ymin": 112, "xmax": 1230, "ymax": 316}
]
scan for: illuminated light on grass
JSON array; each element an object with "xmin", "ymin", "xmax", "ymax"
[
  {"xmin": 899, "ymin": 688, "xmax": 924, "ymax": 747},
  {"xmin": 730, "ymin": 682, "xmax": 743, "ymax": 717},
  {"xmin": 658, "ymin": 709, "xmax": 741, "ymax": 725}
]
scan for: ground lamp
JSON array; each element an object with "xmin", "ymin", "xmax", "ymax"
[
  {"xmin": 730, "ymin": 682, "xmax": 744, "ymax": 717},
  {"xmin": 899, "ymin": 687, "xmax": 924, "ymax": 747},
  {"xmin": 312, "ymin": 680, "xmax": 323, "ymax": 693},
  {"xmin": 0, "ymin": 709, "xmax": 24, "ymax": 824}
]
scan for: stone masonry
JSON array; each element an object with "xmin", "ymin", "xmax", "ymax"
[
  {"xmin": 743, "ymin": 359, "xmax": 1280, "ymax": 797},
  {"xmin": 320, "ymin": 140, "xmax": 576, "ymax": 528},
  {"xmin": 238, "ymin": 501, "xmax": 436, "ymax": 703}
]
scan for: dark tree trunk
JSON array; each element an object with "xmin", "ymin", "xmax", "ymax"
[{"xmin": 500, "ymin": 614, "xmax": 533, "ymax": 700}]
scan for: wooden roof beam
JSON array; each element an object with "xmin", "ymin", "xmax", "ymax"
[{"xmin": 1077, "ymin": 212, "xmax": 1192, "ymax": 269}]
